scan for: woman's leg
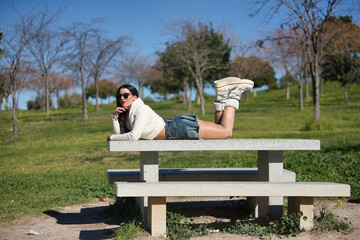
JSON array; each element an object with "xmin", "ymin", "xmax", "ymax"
[
  {"xmin": 199, "ymin": 107, "xmax": 235, "ymax": 139},
  {"xmin": 199, "ymin": 77, "xmax": 254, "ymax": 139},
  {"xmin": 214, "ymin": 110, "xmax": 223, "ymax": 124}
]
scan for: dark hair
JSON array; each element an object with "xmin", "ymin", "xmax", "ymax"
[
  {"xmin": 115, "ymin": 84, "xmax": 139, "ymax": 133},
  {"xmin": 116, "ymin": 84, "xmax": 139, "ymax": 107}
]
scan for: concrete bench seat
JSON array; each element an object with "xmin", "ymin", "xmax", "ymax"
[
  {"xmin": 107, "ymin": 168, "xmax": 296, "ymax": 184},
  {"xmin": 114, "ymin": 181, "xmax": 350, "ymax": 198},
  {"xmin": 114, "ymin": 181, "xmax": 350, "ymax": 235}
]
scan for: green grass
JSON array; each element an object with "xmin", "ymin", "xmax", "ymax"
[{"xmin": 0, "ymin": 81, "xmax": 359, "ymax": 222}]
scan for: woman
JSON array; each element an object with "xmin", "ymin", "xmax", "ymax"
[{"xmin": 107, "ymin": 77, "xmax": 253, "ymax": 141}]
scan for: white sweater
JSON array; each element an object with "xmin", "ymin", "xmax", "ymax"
[{"xmin": 110, "ymin": 98, "xmax": 165, "ymax": 141}]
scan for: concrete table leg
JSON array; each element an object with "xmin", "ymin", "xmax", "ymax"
[
  {"xmin": 288, "ymin": 197, "xmax": 314, "ymax": 230},
  {"xmin": 148, "ymin": 197, "xmax": 167, "ymax": 237},
  {"xmin": 140, "ymin": 151, "xmax": 159, "ymax": 230},
  {"xmin": 256, "ymin": 150, "xmax": 284, "ymax": 219}
]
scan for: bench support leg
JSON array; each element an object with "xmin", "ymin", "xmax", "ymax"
[
  {"xmin": 288, "ymin": 197, "xmax": 314, "ymax": 230},
  {"xmin": 148, "ymin": 197, "xmax": 166, "ymax": 237},
  {"xmin": 257, "ymin": 151, "xmax": 283, "ymax": 219},
  {"xmin": 140, "ymin": 151, "xmax": 159, "ymax": 229}
]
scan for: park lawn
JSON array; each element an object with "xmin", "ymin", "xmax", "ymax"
[{"xmin": 0, "ymin": 81, "xmax": 359, "ymax": 222}]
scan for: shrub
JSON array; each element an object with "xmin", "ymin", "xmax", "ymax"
[
  {"xmin": 314, "ymin": 206, "xmax": 352, "ymax": 233},
  {"xmin": 166, "ymin": 211, "xmax": 210, "ymax": 240},
  {"xmin": 27, "ymin": 96, "xmax": 53, "ymax": 110},
  {"xmin": 225, "ymin": 212, "xmax": 304, "ymax": 237},
  {"xmin": 269, "ymin": 212, "xmax": 305, "ymax": 235},
  {"xmin": 58, "ymin": 93, "xmax": 83, "ymax": 108},
  {"xmin": 112, "ymin": 221, "xmax": 143, "ymax": 240}
]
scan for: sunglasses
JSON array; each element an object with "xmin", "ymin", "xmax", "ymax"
[{"xmin": 119, "ymin": 93, "xmax": 132, "ymax": 99}]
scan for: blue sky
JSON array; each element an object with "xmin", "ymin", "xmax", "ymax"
[
  {"xmin": 1, "ymin": 0, "xmax": 359, "ymax": 109},
  {"xmin": 1, "ymin": 0, "xmax": 281, "ymax": 55}
]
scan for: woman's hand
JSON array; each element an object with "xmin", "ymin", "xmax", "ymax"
[
  {"xmin": 107, "ymin": 134, "xmax": 113, "ymax": 141},
  {"xmin": 113, "ymin": 107, "xmax": 126, "ymax": 116}
]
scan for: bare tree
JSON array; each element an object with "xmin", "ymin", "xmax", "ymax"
[
  {"xmin": 229, "ymin": 34, "xmax": 257, "ymax": 98},
  {"xmin": 120, "ymin": 54, "xmax": 151, "ymax": 99},
  {"xmin": 88, "ymin": 34, "xmax": 130, "ymax": 110},
  {"xmin": 64, "ymin": 21, "xmax": 100, "ymax": 120},
  {"xmin": 48, "ymin": 72, "xmax": 75, "ymax": 109},
  {"xmin": 2, "ymin": 7, "xmax": 57, "ymax": 137},
  {"xmin": 255, "ymin": 0, "xmax": 357, "ymax": 121},
  {"xmin": 28, "ymin": 8, "xmax": 67, "ymax": 116}
]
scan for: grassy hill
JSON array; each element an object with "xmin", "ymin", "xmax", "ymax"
[{"xmin": 0, "ymin": 81, "xmax": 359, "ymax": 222}]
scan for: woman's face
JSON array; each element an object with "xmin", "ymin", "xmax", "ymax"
[{"xmin": 119, "ymin": 88, "xmax": 137, "ymax": 109}]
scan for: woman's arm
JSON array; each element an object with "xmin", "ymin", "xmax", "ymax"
[
  {"xmin": 107, "ymin": 107, "xmax": 125, "ymax": 141},
  {"xmin": 108, "ymin": 105, "xmax": 152, "ymax": 141},
  {"xmin": 112, "ymin": 115, "xmax": 120, "ymax": 134}
]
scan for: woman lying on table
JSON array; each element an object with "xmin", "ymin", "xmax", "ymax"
[{"xmin": 107, "ymin": 77, "xmax": 253, "ymax": 141}]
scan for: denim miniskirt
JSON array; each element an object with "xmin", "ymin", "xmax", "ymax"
[{"xmin": 164, "ymin": 114, "xmax": 200, "ymax": 140}]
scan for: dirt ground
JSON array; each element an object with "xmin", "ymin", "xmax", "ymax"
[{"xmin": 0, "ymin": 197, "xmax": 359, "ymax": 240}]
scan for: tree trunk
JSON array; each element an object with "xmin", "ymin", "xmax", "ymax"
[
  {"xmin": 45, "ymin": 73, "xmax": 50, "ymax": 116},
  {"xmin": 183, "ymin": 80, "xmax": 188, "ymax": 105},
  {"xmin": 187, "ymin": 82, "xmax": 193, "ymax": 110},
  {"xmin": 95, "ymin": 77, "xmax": 99, "ymax": 110},
  {"xmin": 11, "ymin": 91, "xmax": 18, "ymax": 137},
  {"xmin": 4, "ymin": 96, "xmax": 9, "ymax": 110},
  {"xmin": 298, "ymin": 73, "xmax": 303, "ymax": 110},
  {"xmin": 56, "ymin": 88, "xmax": 60, "ymax": 109},
  {"xmin": 286, "ymin": 79, "xmax": 290, "ymax": 100},
  {"xmin": 42, "ymin": 93, "xmax": 45, "ymax": 110},
  {"xmin": 199, "ymin": 91, "xmax": 205, "ymax": 114},
  {"xmin": 194, "ymin": 73, "xmax": 205, "ymax": 114},
  {"xmin": 285, "ymin": 70, "xmax": 290, "ymax": 100},
  {"xmin": 310, "ymin": 65, "xmax": 320, "ymax": 122},
  {"xmin": 80, "ymin": 62, "xmax": 88, "ymax": 120},
  {"xmin": 16, "ymin": 91, "xmax": 20, "ymax": 109},
  {"xmin": 304, "ymin": 69, "xmax": 310, "ymax": 99}
]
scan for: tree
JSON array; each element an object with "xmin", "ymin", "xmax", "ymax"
[
  {"xmin": 145, "ymin": 59, "xmax": 183, "ymax": 101},
  {"xmin": 87, "ymin": 34, "xmax": 130, "ymax": 110},
  {"xmin": 255, "ymin": 0, "xmax": 357, "ymax": 121},
  {"xmin": 48, "ymin": 71, "xmax": 75, "ymax": 108},
  {"xmin": 86, "ymin": 79, "xmax": 117, "ymax": 102},
  {"xmin": 231, "ymin": 56, "xmax": 277, "ymax": 92},
  {"xmin": 162, "ymin": 20, "xmax": 231, "ymax": 114},
  {"xmin": 321, "ymin": 51, "xmax": 360, "ymax": 104},
  {"xmin": 279, "ymin": 74, "xmax": 296, "ymax": 89},
  {"xmin": 264, "ymin": 28, "xmax": 295, "ymax": 100},
  {"xmin": 323, "ymin": 16, "xmax": 360, "ymax": 54},
  {"xmin": 155, "ymin": 43, "xmax": 192, "ymax": 106},
  {"xmin": 2, "ymin": 7, "xmax": 56, "ymax": 137},
  {"xmin": 28, "ymin": 8, "xmax": 66, "ymax": 116},
  {"xmin": 119, "ymin": 54, "xmax": 151, "ymax": 99},
  {"xmin": 27, "ymin": 95, "xmax": 53, "ymax": 110},
  {"xmin": 64, "ymin": 21, "xmax": 100, "ymax": 120}
]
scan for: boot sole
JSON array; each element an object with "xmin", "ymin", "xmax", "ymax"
[{"xmin": 214, "ymin": 77, "xmax": 254, "ymax": 89}]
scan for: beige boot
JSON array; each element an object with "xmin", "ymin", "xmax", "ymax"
[{"xmin": 214, "ymin": 77, "xmax": 254, "ymax": 111}]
